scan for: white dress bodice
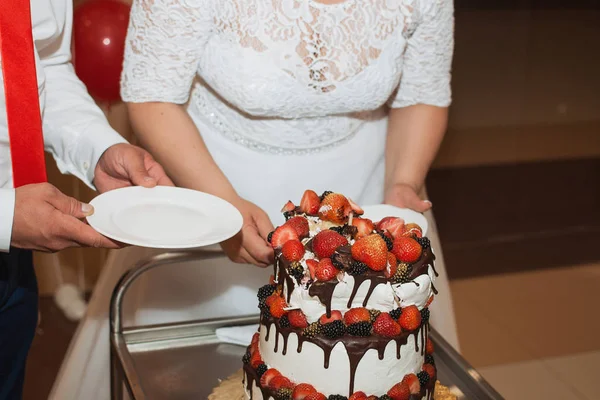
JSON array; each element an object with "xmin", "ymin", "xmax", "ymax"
[{"xmin": 121, "ymin": 0, "xmax": 453, "ymax": 155}]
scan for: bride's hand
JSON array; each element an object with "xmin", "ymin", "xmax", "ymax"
[
  {"xmin": 384, "ymin": 183, "xmax": 432, "ymax": 213},
  {"xmin": 221, "ymin": 197, "xmax": 274, "ymax": 267}
]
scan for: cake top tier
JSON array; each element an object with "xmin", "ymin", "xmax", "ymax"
[{"xmin": 265, "ymin": 190, "xmax": 437, "ymax": 324}]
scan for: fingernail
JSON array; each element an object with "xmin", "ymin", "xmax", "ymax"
[
  {"xmin": 424, "ymin": 200, "xmax": 433, "ymax": 206},
  {"xmin": 82, "ymin": 203, "xmax": 94, "ymax": 215},
  {"xmin": 144, "ymin": 176, "xmax": 155, "ymax": 182}
]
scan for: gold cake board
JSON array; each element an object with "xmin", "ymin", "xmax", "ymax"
[{"xmin": 209, "ymin": 370, "xmax": 457, "ymax": 400}]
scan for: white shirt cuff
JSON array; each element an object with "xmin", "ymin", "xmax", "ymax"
[
  {"xmin": 0, "ymin": 188, "xmax": 16, "ymax": 253},
  {"xmin": 53, "ymin": 124, "xmax": 128, "ymax": 190}
]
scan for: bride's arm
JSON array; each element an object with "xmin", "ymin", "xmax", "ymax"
[
  {"xmin": 121, "ymin": 0, "xmax": 273, "ymax": 266},
  {"xmin": 384, "ymin": 0, "xmax": 454, "ymax": 211},
  {"xmin": 127, "ymin": 102, "xmax": 237, "ymax": 201},
  {"xmin": 385, "ymin": 106, "xmax": 448, "ymax": 211}
]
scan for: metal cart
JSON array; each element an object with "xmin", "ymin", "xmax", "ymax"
[{"xmin": 110, "ymin": 252, "xmax": 504, "ymax": 400}]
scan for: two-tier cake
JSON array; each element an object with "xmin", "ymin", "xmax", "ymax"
[{"xmin": 242, "ymin": 190, "xmax": 441, "ymax": 400}]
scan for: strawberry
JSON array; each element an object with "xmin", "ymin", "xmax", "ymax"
[
  {"xmin": 288, "ymin": 310, "xmax": 309, "ymax": 329},
  {"xmin": 392, "ymin": 237, "xmax": 422, "ymax": 263},
  {"xmin": 348, "ymin": 392, "xmax": 367, "ymax": 400},
  {"xmin": 347, "ymin": 198, "xmax": 364, "ymax": 216},
  {"xmin": 351, "ymin": 218, "xmax": 374, "ymax": 239},
  {"xmin": 304, "ymin": 393, "xmax": 327, "ymax": 400},
  {"xmin": 343, "ymin": 307, "xmax": 371, "ymax": 325},
  {"xmin": 319, "ymin": 310, "xmax": 343, "ymax": 324},
  {"xmin": 281, "ymin": 200, "xmax": 296, "ymax": 213},
  {"xmin": 387, "ymin": 381, "xmax": 411, "ymax": 400},
  {"xmin": 286, "ymin": 216, "xmax": 310, "ymax": 239},
  {"xmin": 315, "ymin": 258, "xmax": 338, "ymax": 281},
  {"xmin": 398, "ymin": 305, "xmax": 422, "ymax": 331},
  {"xmin": 426, "ymin": 337, "xmax": 434, "ymax": 355},
  {"xmin": 372, "ymin": 313, "xmax": 402, "ymax": 337},
  {"xmin": 402, "ymin": 373, "xmax": 421, "ymax": 394},
  {"xmin": 260, "ymin": 368, "xmax": 281, "ymax": 388},
  {"xmin": 423, "ymin": 363, "xmax": 436, "ymax": 379},
  {"xmin": 265, "ymin": 293, "xmax": 279, "ymax": 307},
  {"xmin": 319, "ymin": 193, "xmax": 352, "ymax": 223},
  {"xmin": 312, "ymin": 230, "xmax": 348, "ymax": 259},
  {"xmin": 306, "ymin": 259, "xmax": 318, "ymax": 280},
  {"xmin": 250, "ymin": 351, "xmax": 263, "ymax": 368},
  {"xmin": 402, "ymin": 223, "xmax": 423, "ymax": 238},
  {"xmin": 269, "ymin": 296, "xmax": 288, "ymax": 318},
  {"xmin": 385, "ymin": 252, "xmax": 398, "ymax": 278},
  {"xmin": 292, "ymin": 383, "xmax": 317, "ymax": 399},
  {"xmin": 282, "ymin": 240, "xmax": 305, "ymax": 262},
  {"xmin": 250, "ymin": 332, "xmax": 260, "ymax": 354},
  {"xmin": 351, "ymin": 234, "xmax": 388, "ymax": 271},
  {"xmin": 377, "ymin": 217, "xmax": 405, "ymax": 239},
  {"xmin": 271, "ymin": 225, "xmax": 300, "ymax": 249},
  {"xmin": 270, "ymin": 375, "xmax": 294, "ymax": 390},
  {"xmin": 300, "ymin": 190, "xmax": 320, "ymax": 215}
]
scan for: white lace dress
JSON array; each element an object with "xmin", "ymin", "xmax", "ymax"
[{"xmin": 49, "ymin": 2, "xmax": 458, "ymax": 398}]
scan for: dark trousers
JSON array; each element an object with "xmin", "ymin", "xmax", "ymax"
[{"xmin": 0, "ymin": 249, "xmax": 38, "ymax": 400}]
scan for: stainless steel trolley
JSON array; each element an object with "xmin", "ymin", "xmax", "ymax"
[{"xmin": 110, "ymin": 252, "xmax": 504, "ymax": 400}]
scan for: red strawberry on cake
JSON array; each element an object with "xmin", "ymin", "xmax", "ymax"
[{"xmin": 351, "ymin": 234, "xmax": 388, "ymax": 271}]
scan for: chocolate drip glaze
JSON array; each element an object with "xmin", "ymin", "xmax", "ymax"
[
  {"xmin": 261, "ymin": 314, "xmax": 428, "ymax": 397},
  {"xmin": 347, "ymin": 272, "xmax": 389, "ymax": 309},
  {"xmin": 308, "ymin": 280, "xmax": 338, "ymax": 318},
  {"xmin": 274, "ymin": 253, "xmax": 296, "ymax": 304},
  {"xmin": 408, "ymin": 247, "xmax": 436, "ymax": 280}
]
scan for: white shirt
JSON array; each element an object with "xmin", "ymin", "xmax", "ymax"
[{"xmin": 0, "ymin": 0, "xmax": 127, "ymax": 252}]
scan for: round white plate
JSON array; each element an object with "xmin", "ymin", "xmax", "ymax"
[
  {"xmin": 361, "ymin": 204, "xmax": 429, "ymax": 236},
  {"xmin": 87, "ymin": 186, "xmax": 243, "ymax": 249}
]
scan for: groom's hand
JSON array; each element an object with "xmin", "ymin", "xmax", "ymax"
[{"xmin": 94, "ymin": 144, "xmax": 174, "ymax": 193}]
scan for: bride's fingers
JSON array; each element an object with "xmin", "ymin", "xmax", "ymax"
[
  {"xmin": 245, "ymin": 227, "xmax": 273, "ymax": 265},
  {"xmin": 254, "ymin": 210, "xmax": 275, "ymax": 241}
]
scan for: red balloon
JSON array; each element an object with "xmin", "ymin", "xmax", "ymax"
[{"xmin": 73, "ymin": 0, "xmax": 131, "ymax": 102}]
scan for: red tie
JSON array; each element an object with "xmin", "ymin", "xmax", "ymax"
[{"xmin": 0, "ymin": 0, "xmax": 47, "ymax": 188}]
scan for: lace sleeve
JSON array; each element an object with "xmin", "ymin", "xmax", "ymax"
[
  {"xmin": 390, "ymin": 0, "xmax": 454, "ymax": 108},
  {"xmin": 120, "ymin": 0, "xmax": 210, "ymax": 104}
]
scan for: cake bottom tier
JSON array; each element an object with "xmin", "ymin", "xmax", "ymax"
[{"xmin": 257, "ymin": 322, "xmax": 427, "ymax": 397}]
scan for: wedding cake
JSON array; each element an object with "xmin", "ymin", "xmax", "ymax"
[{"xmin": 242, "ymin": 190, "xmax": 440, "ymax": 400}]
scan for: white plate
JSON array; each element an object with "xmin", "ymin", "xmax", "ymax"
[
  {"xmin": 361, "ymin": 204, "xmax": 429, "ymax": 236},
  {"xmin": 87, "ymin": 186, "xmax": 243, "ymax": 249}
]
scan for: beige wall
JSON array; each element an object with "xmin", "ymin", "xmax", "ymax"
[{"xmin": 35, "ymin": 5, "xmax": 600, "ymax": 294}]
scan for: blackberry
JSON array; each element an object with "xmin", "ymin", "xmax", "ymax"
[
  {"xmin": 327, "ymin": 396, "xmax": 348, "ymax": 400},
  {"xmin": 347, "ymin": 260, "xmax": 369, "ymax": 276},
  {"xmin": 420, "ymin": 308, "xmax": 430, "ymax": 323},
  {"xmin": 389, "ymin": 308, "xmax": 402, "ymax": 320},
  {"xmin": 279, "ymin": 315, "xmax": 290, "ymax": 328},
  {"xmin": 377, "ymin": 231, "xmax": 394, "ymax": 251},
  {"xmin": 242, "ymin": 351, "xmax": 251, "ymax": 365},
  {"xmin": 288, "ymin": 262, "xmax": 305, "ymax": 281},
  {"xmin": 347, "ymin": 321, "xmax": 372, "ymax": 337},
  {"xmin": 425, "ymin": 354, "xmax": 435, "ymax": 366},
  {"xmin": 320, "ymin": 191, "xmax": 333, "ymax": 201},
  {"xmin": 417, "ymin": 371, "xmax": 430, "ymax": 386},
  {"xmin": 276, "ymin": 388, "xmax": 293, "ymax": 400},
  {"xmin": 261, "ymin": 306, "xmax": 272, "ymax": 320},
  {"xmin": 391, "ymin": 263, "xmax": 412, "ymax": 284},
  {"xmin": 302, "ymin": 322, "xmax": 322, "ymax": 338},
  {"xmin": 369, "ymin": 309, "xmax": 381, "ymax": 322},
  {"xmin": 379, "ymin": 396, "xmax": 392, "ymax": 400},
  {"xmin": 258, "ymin": 284, "xmax": 276, "ymax": 303},
  {"xmin": 322, "ymin": 320, "xmax": 346, "ymax": 339},
  {"xmin": 256, "ymin": 363, "xmax": 268, "ymax": 379},
  {"xmin": 283, "ymin": 211, "xmax": 295, "ymax": 221},
  {"xmin": 267, "ymin": 231, "xmax": 274, "ymax": 244},
  {"xmin": 417, "ymin": 236, "xmax": 431, "ymax": 250}
]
